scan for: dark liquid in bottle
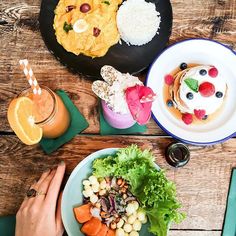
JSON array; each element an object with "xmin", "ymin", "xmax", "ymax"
[{"xmin": 165, "ymin": 143, "xmax": 190, "ymax": 167}]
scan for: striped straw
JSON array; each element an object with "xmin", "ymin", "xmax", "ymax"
[
  {"xmin": 140, "ymin": 94, "xmax": 157, "ymax": 103},
  {"xmin": 19, "ymin": 59, "xmax": 42, "ymax": 95}
]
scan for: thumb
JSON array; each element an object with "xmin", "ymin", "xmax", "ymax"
[{"xmin": 56, "ymin": 192, "xmax": 64, "ymax": 235}]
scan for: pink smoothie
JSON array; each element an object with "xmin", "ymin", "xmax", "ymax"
[{"xmin": 101, "ymin": 100, "xmax": 136, "ymax": 129}]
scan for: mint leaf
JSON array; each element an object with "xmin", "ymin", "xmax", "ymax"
[
  {"xmin": 184, "ymin": 78, "xmax": 199, "ymax": 92},
  {"xmin": 63, "ymin": 22, "xmax": 73, "ymax": 33}
]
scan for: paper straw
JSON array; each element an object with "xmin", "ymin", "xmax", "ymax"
[
  {"xmin": 19, "ymin": 59, "xmax": 42, "ymax": 95},
  {"xmin": 140, "ymin": 94, "xmax": 156, "ymax": 103}
]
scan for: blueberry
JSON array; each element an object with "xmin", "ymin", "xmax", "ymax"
[
  {"xmin": 199, "ymin": 69, "xmax": 207, "ymax": 76},
  {"xmin": 202, "ymin": 115, "xmax": 208, "ymax": 120},
  {"xmin": 186, "ymin": 92, "xmax": 194, "ymax": 100},
  {"xmin": 180, "ymin": 63, "xmax": 188, "ymax": 70},
  {"xmin": 167, "ymin": 99, "xmax": 174, "ymax": 107},
  {"xmin": 216, "ymin": 91, "xmax": 223, "ymax": 98}
]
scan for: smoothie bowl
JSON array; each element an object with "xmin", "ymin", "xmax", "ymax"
[
  {"xmin": 146, "ymin": 38, "xmax": 236, "ymax": 145},
  {"xmin": 61, "ymin": 146, "xmax": 185, "ymax": 236}
]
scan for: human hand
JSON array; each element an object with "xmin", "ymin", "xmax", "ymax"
[{"xmin": 15, "ymin": 161, "xmax": 66, "ymax": 236}]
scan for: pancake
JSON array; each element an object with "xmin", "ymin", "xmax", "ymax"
[
  {"xmin": 165, "ymin": 64, "xmax": 227, "ymax": 125},
  {"xmin": 170, "ymin": 69, "xmax": 190, "ymax": 112},
  {"xmin": 53, "ymin": 0, "xmax": 121, "ymax": 58}
]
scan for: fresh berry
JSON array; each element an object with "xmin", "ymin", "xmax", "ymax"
[
  {"xmin": 186, "ymin": 92, "xmax": 194, "ymax": 100},
  {"xmin": 202, "ymin": 115, "xmax": 208, "ymax": 120},
  {"xmin": 208, "ymin": 67, "xmax": 218, "ymax": 78},
  {"xmin": 164, "ymin": 74, "xmax": 174, "ymax": 85},
  {"xmin": 182, "ymin": 113, "xmax": 193, "ymax": 125},
  {"xmin": 166, "ymin": 99, "xmax": 174, "ymax": 107},
  {"xmin": 194, "ymin": 109, "xmax": 206, "ymax": 120},
  {"xmin": 199, "ymin": 82, "xmax": 215, "ymax": 97},
  {"xmin": 180, "ymin": 63, "xmax": 188, "ymax": 70},
  {"xmin": 216, "ymin": 91, "xmax": 223, "ymax": 98},
  {"xmin": 199, "ymin": 69, "xmax": 207, "ymax": 76}
]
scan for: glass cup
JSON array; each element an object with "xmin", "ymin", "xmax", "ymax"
[
  {"xmin": 19, "ymin": 85, "xmax": 70, "ymax": 138},
  {"xmin": 101, "ymin": 100, "xmax": 136, "ymax": 129}
]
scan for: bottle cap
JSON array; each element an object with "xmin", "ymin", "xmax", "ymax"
[{"xmin": 165, "ymin": 142, "xmax": 190, "ymax": 167}]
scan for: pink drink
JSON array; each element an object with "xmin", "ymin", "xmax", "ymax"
[{"xmin": 101, "ymin": 100, "xmax": 136, "ymax": 129}]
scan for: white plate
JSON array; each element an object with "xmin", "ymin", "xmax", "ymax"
[{"xmin": 146, "ymin": 38, "xmax": 236, "ymax": 145}]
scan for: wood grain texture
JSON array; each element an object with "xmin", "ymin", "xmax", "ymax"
[
  {"xmin": 0, "ymin": 0, "xmax": 236, "ymax": 133},
  {"xmin": 0, "ymin": 135, "xmax": 236, "ymax": 231},
  {"xmin": 1, "ymin": 0, "xmax": 236, "ymax": 234},
  {"xmin": 169, "ymin": 231, "xmax": 221, "ymax": 236}
]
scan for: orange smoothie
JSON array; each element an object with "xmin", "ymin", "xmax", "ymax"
[{"xmin": 20, "ymin": 86, "xmax": 70, "ymax": 138}]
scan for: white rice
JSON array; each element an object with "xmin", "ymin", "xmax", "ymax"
[{"xmin": 117, "ymin": 0, "xmax": 161, "ymax": 46}]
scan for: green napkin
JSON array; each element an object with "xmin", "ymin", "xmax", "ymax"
[
  {"xmin": 99, "ymin": 103, "xmax": 147, "ymax": 135},
  {"xmin": 0, "ymin": 215, "xmax": 15, "ymax": 236},
  {"xmin": 40, "ymin": 90, "xmax": 89, "ymax": 154},
  {"xmin": 222, "ymin": 168, "xmax": 236, "ymax": 236}
]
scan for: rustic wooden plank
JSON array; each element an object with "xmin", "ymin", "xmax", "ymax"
[
  {"xmin": 0, "ymin": 0, "xmax": 236, "ymax": 133},
  {"xmin": 0, "ymin": 135, "xmax": 235, "ymax": 230},
  {"xmin": 169, "ymin": 231, "xmax": 221, "ymax": 236}
]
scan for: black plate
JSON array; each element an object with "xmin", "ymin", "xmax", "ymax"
[{"xmin": 39, "ymin": 0, "xmax": 172, "ymax": 78}]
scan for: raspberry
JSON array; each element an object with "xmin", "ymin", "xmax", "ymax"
[
  {"xmin": 182, "ymin": 113, "xmax": 193, "ymax": 125},
  {"xmin": 164, "ymin": 74, "xmax": 174, "ymax": 85},
  {"xmin": 199, "ymin": 82, "xmax": 215, "ymax": 97},
  {"xmin": 208, "ymin": 67, "xmax": 218, "ymax": 78},
  {"xmin": 194, "ymin": 109, "xmax": 206, "ymax": 120}
]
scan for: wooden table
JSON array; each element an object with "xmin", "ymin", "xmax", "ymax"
[{"xmin": 0, "ymin": 0, "xmax": 236, "ymax": 235}]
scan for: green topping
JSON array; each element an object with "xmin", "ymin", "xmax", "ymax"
[
  {"xmin": 92, "ymin": 145, "xmax": 185, "ymax": 236},
  {"xmin": 102, "ymin": 1, "xmax": 110, "ymax": 5},
  {"xmin": 63, "ymin": 22, "xmax": 73, "ymax": 33},
  {"xmin": 184, "ymin": 78, "xmax": 199, "ymax": 93}
]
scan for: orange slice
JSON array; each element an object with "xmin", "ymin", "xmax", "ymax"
[{"xmin": 7, "ymin": 97, "xmax": 43, "ymax": 145}]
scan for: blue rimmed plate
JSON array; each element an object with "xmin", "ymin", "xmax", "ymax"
[{"xmin": 146, "ymin": 38, "xmax": 236, "ymax": 145}]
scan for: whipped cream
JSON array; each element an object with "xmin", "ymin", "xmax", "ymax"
[
  {"xmin": 108, "ymin": 72, "xmax": 142, "ymax": 114},
  {"xmin": 92, "ymin": 66, "xmax": 143, "ymax": 114},
  {"xmin": 176, "ymin": 65, "xmax": 227, "ymax": 115}
]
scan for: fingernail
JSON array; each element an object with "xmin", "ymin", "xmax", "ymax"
[{"xmin": 59, "ymin": 161, "xmax": 65, "ymax": 166}]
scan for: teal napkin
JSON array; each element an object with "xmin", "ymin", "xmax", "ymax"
[
  {"xmin": 222, "ymin": 168, "xmax": 236, "ymax": 236},
  {"xmin": 99, "ymin": 103, "xmax": 147, "ymax": 135},
  {"xmin": 0, "ymin": 215, "xmax": 15, "ymax": 236},
  {"xmin": 40, "ymin": 90, "xmax": 89, "ymax": 154}
]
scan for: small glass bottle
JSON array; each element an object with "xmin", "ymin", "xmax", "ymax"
[{"xmin": 165, "ymin": 142, "xmax": 190, "ymax": 167}]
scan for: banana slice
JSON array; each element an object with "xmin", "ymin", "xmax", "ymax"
[
  {"xmin": 100, "ymin": 65, "xmax": 122, "ymax": 85},
  {"xmin": 73, "ymin": 19, "xmax": 89, "ymax": 33},
  {"xmin": 92, "ymin": 81, "xmax": 110, "ymax": 102}
]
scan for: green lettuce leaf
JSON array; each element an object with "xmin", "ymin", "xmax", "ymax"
[{"xmin": 92, "ymin": 145, "xmax": 186, "ymax": 236}]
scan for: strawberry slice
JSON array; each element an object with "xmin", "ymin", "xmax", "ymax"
[
  {"xmin": 182, "ymin": 113, "xmax": 193, "ymax": 125},
  {"xmin": 125, "ymin": 85, "xmax": 156, "ymax": 125},
  {"xmin": 194, "ymin": 109, "xmax": 206, "ymax": 120}
]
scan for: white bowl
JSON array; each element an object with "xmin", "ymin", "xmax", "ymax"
[{"xmin": 146, "ymin": 38, "xmax": 236, "ymax": 145}]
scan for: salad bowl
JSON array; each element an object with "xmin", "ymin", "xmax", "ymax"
[
  {"xmin": 146, "ymin": 38, "xmax": 236, "ymax": 145},
  {"xmin": 61, "ymin": 148, "xmax": 153, "ymax": 236}
]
